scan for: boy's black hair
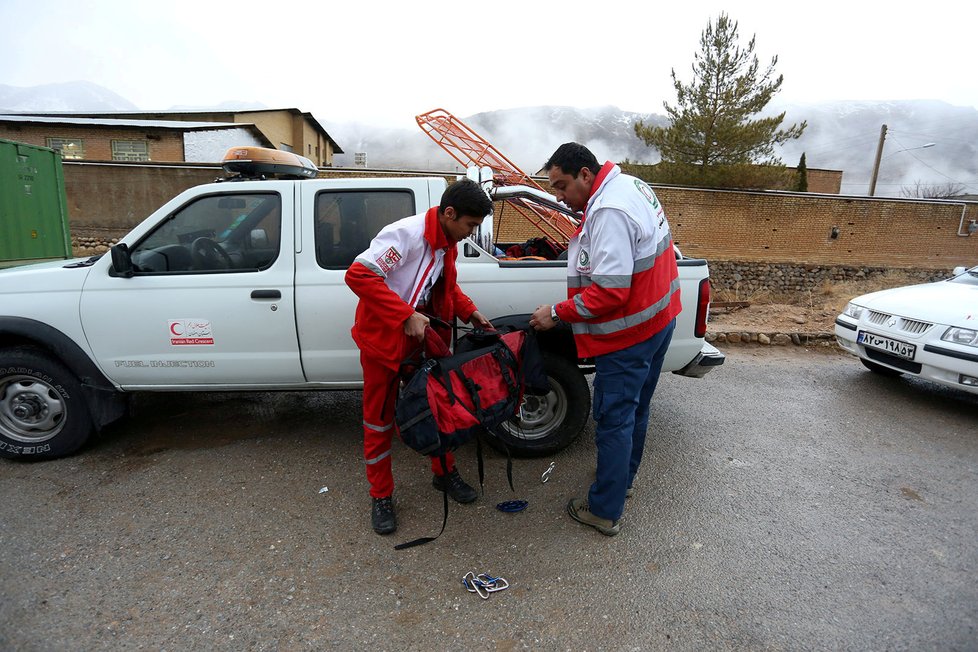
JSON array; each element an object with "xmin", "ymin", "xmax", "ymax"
[
  {"xmin": 440, "ymin": 178, "xmax": 493, "ymax": 218},
  {"xmin": 544, "ymin": 142, "xmax": 601, "ymax": 177}
]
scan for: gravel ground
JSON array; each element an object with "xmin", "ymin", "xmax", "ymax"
[{"xmin": 1, "ymin": 348, "xmax": 976, "ymax": 650}]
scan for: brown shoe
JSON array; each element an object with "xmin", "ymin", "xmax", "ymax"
[{"xmin": 566, "ymin": 498, "xmax": 620, "ymax": 536}]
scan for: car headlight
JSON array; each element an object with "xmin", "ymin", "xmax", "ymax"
[
  {"xmin": 942, "ymin": 327, "xmax": 978, "ymax": 347},
  {"xmin": 843, "ymin": 303, "xmax": 865, "ymax": 320}
]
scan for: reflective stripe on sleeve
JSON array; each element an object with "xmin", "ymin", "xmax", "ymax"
[
  {"xmin": 363, "ymin": 420, "xmax": 394, "ymax": 432},
  {"xmin": 590, "ymin": 274, "xmax": 631, "ymax": 288},
  {"xmin": 573, "ymin": 293, "xmax": 597, "ymax": 319},
  {"xmin": 355, "ymin": 257, "xmax": 386, "ymax": 277}
]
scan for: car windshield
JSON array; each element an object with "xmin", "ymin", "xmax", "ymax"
[{"xmin": 950, "ymin": 266, "xmax": 978, "ymax": 286}]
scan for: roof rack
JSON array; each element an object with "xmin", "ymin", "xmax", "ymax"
[{"xmin": 220, "ymin": 146, "xmax": 318, "ymax": 181}]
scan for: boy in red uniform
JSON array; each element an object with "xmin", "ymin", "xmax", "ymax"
[{"xmin": 345, "ymin": 179, "xmax": 493, "ymax": 535}]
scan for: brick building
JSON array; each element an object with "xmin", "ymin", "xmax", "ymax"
[{"xmin": 0, "ymin": 107, "xmax": 343, "ymax": 166}]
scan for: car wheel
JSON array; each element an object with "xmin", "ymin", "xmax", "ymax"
[
  {"xmin": 860, "ymin": 358, "xmax": 904, "ymax": 378},
  {"xmin": 0, "ymin": 348, "xmax": 94, "ymax": 460},
  {"xmin": 488, "ymin": 352, "xmax": 590, "ymax": 457}
]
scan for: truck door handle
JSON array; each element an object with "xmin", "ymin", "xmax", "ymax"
[{"xmin": 251, "ymin": 289, "xmax": 281, "ymax": 300}]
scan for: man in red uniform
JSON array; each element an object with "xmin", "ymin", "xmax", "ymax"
[
  {"xmin": 345, "ymin": 179, "xmax": 494, "ymax": 535},
  {"xmin": 531, "ymin": 143, "xmax": 680, "ymax": 536}
]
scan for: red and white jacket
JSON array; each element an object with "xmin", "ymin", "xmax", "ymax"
[
  {"xmin": 345, "ymin": 206, "xmax": 477, "ymax": 369},
  {"xmin": 554, "ymin": 162, "xmax": 681, "ymax": 357}
]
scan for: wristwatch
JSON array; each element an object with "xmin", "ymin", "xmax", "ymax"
[{"xmin": 550, "ymin": 305, "xmax": 560, "ymax": 323}]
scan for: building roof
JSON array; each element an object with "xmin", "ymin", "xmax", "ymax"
[{"xmin": 13, "ymin": 107, "xmax": 344, "ymax": 153}]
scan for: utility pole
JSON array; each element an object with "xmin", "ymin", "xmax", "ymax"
[{"xmin": 868, "ymin": 123, "xmax": 887, "ymax": 196}]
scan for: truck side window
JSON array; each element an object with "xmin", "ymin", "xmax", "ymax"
[
  {"xmin": 129, "ymin": 193, "xmax": 281, "ymax": 274},
  {"xmin": 315, "ymin": 190, "xmax": 415, "ymax": 270}
]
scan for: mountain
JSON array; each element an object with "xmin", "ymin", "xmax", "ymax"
[
  {"xmin": 3, "ymin": 81, "xmax": 975, "ymax": 196},
  {"xmin": 0, "ymin": 81, "xmax": 139, "ymax": 112},
  {"xmin": 775, "ymin": 100, "xmax": 978, "ymax": 196},
  {"xmin": 328, "ymin": 102, "xmax": 978, "ymax": 196},
  {"xmin": 328, "ymin": 106, "xmax": 665, "ymax": 174},
  {"xmin": 0, "ymin": 82, "xmax": 265, "ymax": 114}
]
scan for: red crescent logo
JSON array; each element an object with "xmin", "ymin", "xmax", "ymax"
[{"xmin": 170, "ymin": 322, "xmax": 183, "ymax": 336}]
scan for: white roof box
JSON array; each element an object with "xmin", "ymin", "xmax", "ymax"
[{"xmin": 222, "ymin": 146, "xmax": 318, "ymax": 179}]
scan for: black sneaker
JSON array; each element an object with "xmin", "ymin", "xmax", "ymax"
[
  {"xmin": 371, "ymin": 496, "xmax": 396, "ymax": 535},
  {"xmin": 432, "ymin": 469, "xmax": 478, "ymax": 504}
]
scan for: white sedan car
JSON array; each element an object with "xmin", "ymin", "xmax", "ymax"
[{"xmin": 835, "ymin": 266, "xmax": 978, "ymax": 395}]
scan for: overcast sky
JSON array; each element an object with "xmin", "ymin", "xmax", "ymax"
[{"xmin": 1, "ymin": 0, "xmax": 975, "ymax": 129}]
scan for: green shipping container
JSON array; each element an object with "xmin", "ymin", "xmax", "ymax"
[{"xmin": 0, "ymin": 138, "xmax": 72, "ymax": 267}]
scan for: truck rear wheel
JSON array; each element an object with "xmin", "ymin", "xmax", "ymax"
[
  {"xmin": 0, "ymin": 348, "xmax": 94, "ymax": 460},
  {"xmin": 489, "ymin": 352, "xmax": 590, "ymax": 457}
]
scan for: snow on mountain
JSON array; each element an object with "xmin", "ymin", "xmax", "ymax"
[
  {"xmin": 329, "ymin": 101, "xmax": 977, "ymax": 196},
  {"xmin": 3, "ymin": 81, "xmax": 975, "ymax": 196},
  {"xmin": 0, "ymin": 81, "xmax": 138, "ymax": 112}
]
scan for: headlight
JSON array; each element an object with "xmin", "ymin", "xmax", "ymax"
[
  {"xmin": 843, "ymin": 303, "xmax": 865, "ymax": 320},
  {"xmin": 942, "ymin": 327, "xmax": 978, "ymax": 347}
]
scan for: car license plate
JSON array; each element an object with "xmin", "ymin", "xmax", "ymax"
[{"xmin": 857, "ymin": 331, "xmax": 916, "ymax": 360}]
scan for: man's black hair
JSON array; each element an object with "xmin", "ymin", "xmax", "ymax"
[
  {"xmin": 544, "ymin": 142, "xmax": 601, "ymax": 177},
  {"xmin": 440, "ymin": 178, "xmax": 493, "ymax": 218}
]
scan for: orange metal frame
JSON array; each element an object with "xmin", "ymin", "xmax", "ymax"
[{"xmin": 416, "ymin": 108, "xmax": 577, "ymax": 243}]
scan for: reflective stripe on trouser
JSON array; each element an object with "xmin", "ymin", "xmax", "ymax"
[
  {"xmin": 361, "ymin": 352, "xmax": 455, "ymax": 498},
  {"xmin": 588, "ymin": 319, "xmax": 675, "ymax": 521}
]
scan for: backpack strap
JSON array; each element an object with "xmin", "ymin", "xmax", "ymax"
[{"xmin": 394, "ymin": 453, "xmax": 450, "ymax": 551}]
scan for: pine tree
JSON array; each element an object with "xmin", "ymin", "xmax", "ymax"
[
  {"xmin": 796, "ymin": 153, "xmax": 809, "ymax": 192},
  {"xmin": 634, "ymin": 13, "xmax": 806, "ymax": 186}
]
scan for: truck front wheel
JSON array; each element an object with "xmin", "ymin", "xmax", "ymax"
[
  {"xmin": 0, "ymin": 348, "xmax": 94, "ymax": 460},
  {"xmin": 489, "ymin": 352, "xmax": 590, "ymax": 457}
]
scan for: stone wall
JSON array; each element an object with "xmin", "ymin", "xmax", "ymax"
[{"xmin": 707, "ymin": 260, "xmax": 948, "ymax": 299}]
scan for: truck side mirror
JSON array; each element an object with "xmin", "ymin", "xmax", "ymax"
[{"xmin": 110, "ymin": 243, "xmax": 134, "ymax": 278}]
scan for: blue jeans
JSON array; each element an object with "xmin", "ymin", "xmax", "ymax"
[{"xmin": 588, "ymin": 319, "xmax": 675, "ymax": 521}]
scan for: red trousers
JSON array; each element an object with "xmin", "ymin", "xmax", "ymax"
[{"xmin": 361, "ymin": 352, "xmax": 454, "ymax": 498}]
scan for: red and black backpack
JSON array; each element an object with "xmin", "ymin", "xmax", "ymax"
[{"xmin": 392, "ymin": 323, "xmax": 548, "ymax": 549}]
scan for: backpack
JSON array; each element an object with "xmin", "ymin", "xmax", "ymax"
[
  {"xmin": 392, "ymin": 324, "xmax": 548, "ymax": 549},
  {"xmin": 396, "ymin": 325, "xmax": 545, "ymax": 457}
]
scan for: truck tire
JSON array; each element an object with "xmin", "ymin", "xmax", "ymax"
[
  {"xmin": 0, "ymin": 348, "xmax": 94, "ymax": 460},
  {"xmin": 489, "ymin": 352, "xmax": 590, "ymax": 457}
]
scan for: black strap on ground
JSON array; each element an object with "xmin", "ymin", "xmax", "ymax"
[
  {"xmin": 394, "ymin": 453, "xmax": 450, "ymax": 551},
  {"xmin": 476, "ymin": 431, "xmax": 485, "ymax": 491}
]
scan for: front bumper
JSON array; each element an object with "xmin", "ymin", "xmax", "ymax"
[
  {"xmin": 674, "ymin": 343, "xmax": 726, "ymax": 378},
  {"xmin": 834, "ymin": 316, "xmax": 978, "ymax": 395}
]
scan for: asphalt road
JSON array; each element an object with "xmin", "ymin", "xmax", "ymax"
[{"xmin": 1, "ymin": 347, "xmax": 976, "ymax": 651}]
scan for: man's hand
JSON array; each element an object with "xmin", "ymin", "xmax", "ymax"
[
  {"xmin": 469, "ymin": 310, "xmax": 493, "ymax": 329},
  {"xmin": 530, "ymin": 304, "xmax": 557, "ymax": 331},
  {"xmin": 404, "ymin": 311, "xmax": 430, "ymax": 340}
]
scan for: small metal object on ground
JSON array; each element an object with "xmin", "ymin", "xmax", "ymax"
[
  {"xmin": 542, "ymin": 461, "xmax": 556, "ymax": 483},
  {"xmin": 462, "ymin": 571, "xmax": 509, "ymax": 599}
]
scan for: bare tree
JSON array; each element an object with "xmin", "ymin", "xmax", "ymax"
[{"xmin": 900, "ymin": 181, "xmax": 966, "ymax": 199}]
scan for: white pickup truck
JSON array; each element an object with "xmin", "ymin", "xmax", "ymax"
[{"xmin": 0, "ymin": 149, "xmax": 724, "ymax": 460}]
